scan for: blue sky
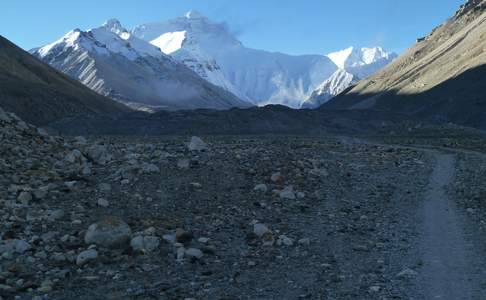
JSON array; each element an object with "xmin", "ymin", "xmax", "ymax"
[{"xmin": 1, "ymin": 0, "xmax": 465, "ymax": 55}]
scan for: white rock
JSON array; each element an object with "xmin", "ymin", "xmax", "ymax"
[
  {"xmin": 253, "ymin": 223, "xmax": 270, "ymax": 237},
  {"xmin": 188, "ymin": 136, "xmax": 208, "ymax": 151},
  {"xmin": 176, "ymin": 247, "xmax": 185, "ymax": 261},
  {"xmin": 254, "ymin": 184, "xmax": 268, "ymax": 193},
  {"xmin": 97, "ymin": 198, "xmax": 109, "ymax": 207},
  {"xmin": 369, "ymin": 286, "xmax": 381, "ymax": 292},
  {"xmin": 198, "ymin": 237, "xmax": 210, "ymax": 244},
  {"xmin": 185, "ymin": 248, "xmax": 204, "ymax": 259},
  {"xmin": 162, "ymin": 234, "xmax": 176, "ymax": 244},
  {"xmin": 76, "ymin": 249, "xmax": 98, "ymax": 266}
]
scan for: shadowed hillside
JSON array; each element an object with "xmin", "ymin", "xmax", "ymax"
[
  {"xmin": 324, "ymin": 0, "xmax": 486, "ymax": 130},
  {"xmin": 0, "ymin": 35, "xmax": 129, "ymax": 126},
  {"xmin": 325, "ymin": 64, "xmax": 486, "ymax": 129}
]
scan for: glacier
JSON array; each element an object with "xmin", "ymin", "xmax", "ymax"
[{"xmin": 32, "ymin": 19, "xmax": 251, "ymax": 111}]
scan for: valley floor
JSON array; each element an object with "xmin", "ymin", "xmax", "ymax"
[{"xmin": 2, "ymin": 121, "xmax": 486, "ymax": 299}]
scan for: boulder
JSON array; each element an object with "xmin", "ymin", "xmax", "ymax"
[
  {"xmin": 188, "ymin": 136, "xmax": 208, "ymax": 151},
  {"xmin": 84, "ymin": 217, "xmax": 131, "ymax": 248}
]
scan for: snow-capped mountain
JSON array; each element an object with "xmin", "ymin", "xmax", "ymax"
[
  {"xmin": 32, "ymin": 19, "xmax": 250, "ymax": 111},
  {"xmin": 302, "ymin": 47, "xmax": 397, "ymax": 108},
  {"xmin": 132, "ymin": 11, "xmax": 338, "ymax": 108},
  {"xmin": 301, "ymin": 69, "xmax": 358, "ymax": 109},
  {"xmin": 327, "ymin": 46, "xmax": 398, "ymax": 78}
]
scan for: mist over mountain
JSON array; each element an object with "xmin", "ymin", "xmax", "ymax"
[{"xmin": 132, "ymin": 12, "xmax": 396, "ymax": 108}]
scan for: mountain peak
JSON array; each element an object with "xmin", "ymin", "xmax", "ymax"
[
  {"xmin": 102, "ymin": 18, "xmax": 127, "ymax": 34},
  {"xmin": 327, "ymin": 46, "xmax": 396, "ymax": 69},
  {"xmin": 132, "ymin": 11, "xmax": 241, "ymax": 48}
]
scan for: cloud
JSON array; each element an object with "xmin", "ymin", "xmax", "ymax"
[{"xmin": 209, "ymin": 3, "xmax": 264, "ymax": 37}]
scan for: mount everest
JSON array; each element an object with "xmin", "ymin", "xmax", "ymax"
[
  {"xmin": 33, "ymin": 11, "xmax": 397, "ymax": 110},
  {"xmin": 31, "ymin": 19, "xmax": 250, "ymax": 111}
]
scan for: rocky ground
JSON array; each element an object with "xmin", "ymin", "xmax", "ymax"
[{"xmin": 2, "ymin": 107, "xmax": 486, "ymax": 299}]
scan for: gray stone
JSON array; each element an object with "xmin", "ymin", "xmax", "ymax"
[
  {"xmin": 81, "ymin": 165, "xmax": 92, "ymax": 175},
  {"xmin": 162, "ymin": 234, "xmax": 176, "ymax": 244},
  {"xmin": 130, "ymin": 236, "xmax": 160, "ymax": 253},
  {"xmin": 65, "ymin": 149, "xmax": 83, "ymax": 164},
  {"xmin": 64, "ymin": 181, "xmax": 77, "ymax": 189},
  {"xmin": 33, "ymin": 188, "xmax": 48, "ymax": 200},
  {"xmin": 253, "ymin": 223, "xmax": 270, "ymax": 237},
  {"xmin": 17, "ymin": 191, "xmax": 32, "ymax": 204},
  {"xmin": 142, "ymin": 163, "xmax": 160, "ymax": 174},
  {"xmin": 84, "ymin": 217, "xmax": 132, "ymax": 248},
  {"xmin": 48, "ymin": 209, "xmax": 65, "ymax": 221},
  {"xmin": 309, "ymin": 168, "xmax": 329, "ymax": 177},
  {"xmin": 98, "ymin": 183, "xmax": 112, "ymax": 193},
  {"xmin": 277, "ymin": 235, "xmax": 294, "ymax": 246},
  {"xmin": 177, "ymin": 159, "xmax": 190, "ymax": 169},
  {"xmin": 279, "ymin": 186, "xmax": 296, "ymax": 200},
  {"xmin": 97, "ymin": 198, "xmax": 110, "ymax": 207},
  {"xmin": 87, "ymin": 145, "xmax": 113, "ymax": 165},
  {"xmin": 0, "ymin": 239, "xmax": 31, "ymax": 254},
  {"xmin": 188, "ymin": 136, "xmax": 208, "ymax": 151},
  {"xmin": 76, "ymin": 249, "xmax": 98, "ymax": 266},
  {"xmin": 298, "ymin": 238, "xmax": 311, "ymax": 246}
]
